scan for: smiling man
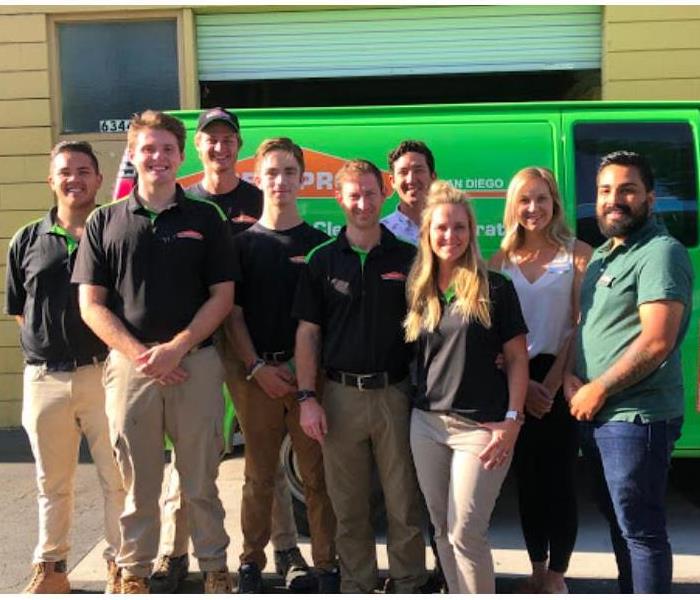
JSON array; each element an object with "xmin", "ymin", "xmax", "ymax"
[
  {"xmin": 294, "ymin": 159, "xmax": 427, "ymax": 593},
  {"xmin": 72, "ymin": 110, "xmax": 237, "ymax": 594},
  {"xmin": 5, "ymin": 141, "xmax": 125, "ymax": 594},
  {"xmin": 564, "ymin": 151, "xmax": 693, "ymax": 593},
  {"xmin": 380, "ymin": 140, "xmax": 437, "ymax": 244}
]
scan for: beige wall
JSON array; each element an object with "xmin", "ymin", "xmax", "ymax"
[
  {"xmin": 603, "ymin": 5, "xmax": 700, "ymax": 99},
  {"xmin": 0, "ymin": 9, "xmax": 51, "ymax": 424}
]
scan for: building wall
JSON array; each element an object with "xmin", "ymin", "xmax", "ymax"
[
  {"xmin": 603, "ymin": 5, "xmax": 700, "ymax": 99},
  {"xmin": 0, "ymin": 8, "xmax": 51, "ymax": 425}
]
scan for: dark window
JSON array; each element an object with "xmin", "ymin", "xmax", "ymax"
[
  {"xmin": 201, "ymin": 69, "xmax": 600, "ymax": 109},
  {"xmin": 58, "ymin": 20, "xmax": 179, "ymax": 134},
  {"xmin": 574, "ymin": 122, "xmax": 698, "ymax": 248}
]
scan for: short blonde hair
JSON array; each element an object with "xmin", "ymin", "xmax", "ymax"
[
  {"xmin": 128, "ymin": 110, "xmax": 186, "ymax": 153},
  {"xmin": 334, "ymin": 159, "xmax": 384, "ymax": 193}
]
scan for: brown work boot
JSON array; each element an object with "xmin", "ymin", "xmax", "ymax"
[
  {"xmin": 23, "ymin": 560, "xmax": 70, "ymax": 594},
  {"xmin": 121, "ymin": 573, "xmax": 149, "ymax": 594},
  {"xmin": 105, "ymin": 560, "xmax": 121, "ymax": 594},
  {"xmin": 203, "ymin": 569, "xmax": 232, "ymax": 594}
]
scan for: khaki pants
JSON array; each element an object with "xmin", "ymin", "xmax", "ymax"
[
  {"xmin": 322, "ymin": 379, "xmax": 426, "ymax": 593},
  {"xmin": 22, "ymin": 362, "xmax": 125, "ymax": 564},
  {"xmin": 104, "ymin": 346, "xmax": 229, "ymax": 577},
  {"xmin": 159, "ymin": 450, "xmax": 297, "ymax": 556},
  {"xmin": 410, "ymin": 409, "xmax": 511, "ymax": 593},
  {"xmin": 228, "ymin": 359, "xmax": 336, "ymax": 570}
]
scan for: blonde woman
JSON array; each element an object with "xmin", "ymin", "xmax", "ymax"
[
  {"xmin": 489, "ymin": 167, "xmax": 591, "ymax": 593},
  {"xmin": 405, "ymin": 181, "xmax": 529, "ymax": 593}
]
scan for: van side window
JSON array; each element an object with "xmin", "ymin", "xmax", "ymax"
[{"xmin": 573, "ymin": 122, "xmax": 698, "ymax": 248}]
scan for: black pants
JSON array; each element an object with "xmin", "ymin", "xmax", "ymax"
[{"xmin": 513, "ymin": 353, "xmax": 579, "ymax": 573}]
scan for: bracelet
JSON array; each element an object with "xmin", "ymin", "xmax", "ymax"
[{"xmin": 245, "ymin": 357, "xmax": 266, "ymax": 381}]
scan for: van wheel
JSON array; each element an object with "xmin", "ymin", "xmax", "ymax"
[
  {"xmin": 280, "ymin": 434, "xmax": 310, "ymax": 535},
  {"xmin": 279, "ymin": 434, "xmax": 387, "ymax": 536}
]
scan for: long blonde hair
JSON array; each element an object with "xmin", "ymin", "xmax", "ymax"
[
  {"xmin": 500, "ymin": 167, "xmax": 572, "ymax": 258},
  {"xmin": 404, "ymin": 181, "xmax": 491, "ymax": 342}
]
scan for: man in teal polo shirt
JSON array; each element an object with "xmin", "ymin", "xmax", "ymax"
[{"xmin": 564, "ymin": 150, "xmax": 693, "ymax": 593}]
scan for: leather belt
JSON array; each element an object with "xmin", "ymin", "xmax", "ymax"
[
  {"xmin": 26, "ymin": 353, "xmax": 108, "ymax": 372},
  {"xmin": 260, "ymin": 350, "xmax": 293, "ymax": 363},
  {"xmin": 326, "ymin": 368, "xmax": 405, "ymax": 391}
]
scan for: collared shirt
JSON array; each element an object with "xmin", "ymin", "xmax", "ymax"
[
  {"xmin": 71, "ymin": 185, "xmax": 239, "ymax": 343},
  {"xmin": 5, "ymin": 207, "xmax": 107, "ymax": 363},
  {"xmin": 234, "ymin": 221, "xmax": 329, "ymax": 354},
  {"xmin": 293, "ymin": 224, "xmax": 416, "ymax": 376},
  {"xmin": 380, "ymin": 206, "xmax": 419, "ymax": 245},
  {"xmin": 414, "ymin": 272, "xmax": 528, "ymax": 422},
  {"xmin": 575, "ymin": 218, "xmax": 693, "ymax": 423},
  {"xmin": 187, "ymin": 179, "xmax": 262, "ymax": 236}
]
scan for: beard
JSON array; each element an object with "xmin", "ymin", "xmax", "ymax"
[{"xmin": 596, "ymin": 200, "xmax": 651, "ymax": 239}]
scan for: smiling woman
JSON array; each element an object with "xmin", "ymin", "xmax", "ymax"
[{"xmin": 405, "ymin": 180, "xmax": 529, "ymax": 593}]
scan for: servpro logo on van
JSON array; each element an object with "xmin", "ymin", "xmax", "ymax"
[{"xmin": 176, "ymin": 148, "xmax": 392, "ymax": 199}]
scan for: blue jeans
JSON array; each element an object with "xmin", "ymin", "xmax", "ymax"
[{"xmin": 579, "ymin": 416, "xmax": 682, "ymax": 593}]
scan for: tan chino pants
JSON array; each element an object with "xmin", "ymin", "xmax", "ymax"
[
  {"xmin": 22, "ymin": 362, "xmax": 125, "ymax": 564},
  {"xmin": 104, "ymin": 346, "xmax": 229, "ymax": 578}
]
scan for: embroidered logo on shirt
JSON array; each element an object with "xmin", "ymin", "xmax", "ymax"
[
  {"xmin": 330, "ymin": 278, "xmax": 350, "ymax": 295},
  {"xmin": 231, "ymin": 213, "xmax": 258, "ymax": 224},
  {"xmin": 381, "ymin": 271, "xmax": 407, "ymax": 281},
  {"xmin": 289, "ymin": 255, "xmax": 306, "ymax": 264},
  {"xmin": 176, "ymin": 229, "xmax": 204, "ymax": 241}
]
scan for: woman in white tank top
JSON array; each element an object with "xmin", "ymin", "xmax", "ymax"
[{"xmin": 489, "ymin": 167, "xmax": 592, "ymax": 594}]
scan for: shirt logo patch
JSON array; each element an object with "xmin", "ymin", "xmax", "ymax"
[
  {"xmin": 381, "ymin": 271, "xmax": 407, "ymax": 281},
  {"xmin": 289, "ymin": 255, "xmax": 306, "ymax": 264},
  {"xmin": 330, "ymin": 278, "xmax": 350, "ymax": 295},
  {"xmin": 231, "ymin": 214, "xmax": 258, "ymax": 224},
  {"xmin": 176, "ymin": 229, "xmax": 204, "ymax": 241}
]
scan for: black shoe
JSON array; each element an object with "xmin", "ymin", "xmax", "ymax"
[
  {"xmin": 274, "ymin": 547, "xmax": 316, "ymax": 591},
  {"xmin": 317, "ymin": 566, "xmax": 340, "ymax": 594},
  {"xmin": 149, "ymin": 554, "xmax": 189, "ymax": 593},
  {"xmin": 237, "ymin": 562, "xmax": 263, "ymax": 594}
]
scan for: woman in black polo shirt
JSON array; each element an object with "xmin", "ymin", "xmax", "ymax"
[{"xmin": 405, "ymin": 181, "xmax": 529, "ymax": 593}]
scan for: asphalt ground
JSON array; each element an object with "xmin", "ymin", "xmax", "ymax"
[{"xmin": 1, "ymin": 427, "xmax": 699, "ymax": 594}]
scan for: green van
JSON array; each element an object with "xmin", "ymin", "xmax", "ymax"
[{"xmin": 115, "ymin": 100, "xmax": 700, "ymax": 464}]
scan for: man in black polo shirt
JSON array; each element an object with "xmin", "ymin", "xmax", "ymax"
[
  {"xmin": 226, "ymin": 137, "xmax": 338, "ymax": 592},
  {"xmin": 151, "ymin": 108, "xmax": 304, "ymax": 593},
  {"xmin": 72, "ymin": 110, "xmax": 236, "ymax": 594},
  {"xmin": 5, "ymin": 141, "xmax": 125, "ymax": 594},
  {"xmin": 294, "ymin": 159, "xmax": 427, "ymax": 593}
]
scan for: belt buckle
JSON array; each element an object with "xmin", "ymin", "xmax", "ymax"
[
  {"xmin": 271, "ymin": 351, "xmax": 286, "ymax": 362},
  {"xmin": 356, "ymin": 374, "xmax": 373, "ymax": 391}
]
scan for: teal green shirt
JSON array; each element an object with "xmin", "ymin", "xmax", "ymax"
[{"xmin": 575, "ymin": 219, "xmax": 693, "ymax": 423}]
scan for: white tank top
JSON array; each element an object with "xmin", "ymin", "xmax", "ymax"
[{"xmin": 501, "ymin": 241, "xmax": 574, "ymax": 358}]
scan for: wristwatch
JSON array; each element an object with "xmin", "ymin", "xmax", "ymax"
[
  {"xmin": 505, "ymin": 410, "xmax": 525, "ymax": 425},
  {"xmin": 296, "ymin": 389, "xmax": 317, "ymax": 403}
]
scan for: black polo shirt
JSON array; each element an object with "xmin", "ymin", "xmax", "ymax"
[
  {"xmin": 187, "ymin": 180, "xmax": 262, "ymax": 236},
  {"xmin": 414, "ymin": 271, "xmax": 528, "ymax": 422},
  {"xmin": 234, "ymin": 221, "xmax": 329, "ymax": 354},
  {"xmin": 5, "ymin": 208, "xmax": 107, "ymax": 364},
  {"xmin": 71, "ymin": 185, "xmax": 238, "ymax": 343},
  {"xmin": 293, "ymin": 225, "xmax": 415, "ymax": 376}
]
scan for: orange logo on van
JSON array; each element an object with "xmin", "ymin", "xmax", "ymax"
[{"xmin": 177, "ymin": 148, "xmax": 392, "ymax": 198}]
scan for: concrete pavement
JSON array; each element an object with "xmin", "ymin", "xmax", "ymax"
[{"xmin": 66, "ymin": 450, "xmax": 700, "ymax": 594}]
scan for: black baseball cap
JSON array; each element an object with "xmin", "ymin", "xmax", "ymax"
[{"xmin": 197, "ymin": 107, "xmax": 240, "ymax": 133}]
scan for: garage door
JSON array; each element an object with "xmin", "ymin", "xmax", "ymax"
[{"xmin": 196, "ymin": 5, "xmax": 601, "ymax": 81}]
